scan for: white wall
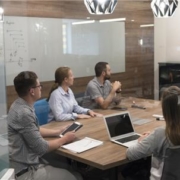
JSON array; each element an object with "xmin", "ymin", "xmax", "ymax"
[{"xmin": 154, "ymin": 4, "xmax": 180, "ymax": 99}]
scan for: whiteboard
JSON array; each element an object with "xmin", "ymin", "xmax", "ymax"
[{"xmin": 4, "ymin": 16, "xmax": 125, "ymax": 85}]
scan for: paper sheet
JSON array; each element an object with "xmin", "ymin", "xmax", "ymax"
[{"xmin": 61, "ymin": 137, "xmax": 103, "ymax": 153}]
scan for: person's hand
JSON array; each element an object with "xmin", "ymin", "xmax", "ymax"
[
  {"xmin": 77, "ymin": 114, "xmax": 91, "ymax": 119},
  {"xmin": 63, "ymin": 131, "xmax": 76, "ymax": 144},
  {"xmin": 59, "ymin": 124, "xmax": 71, "ymax": 134},
  {"xmin": 112, "ymin": 81, "xmax": 121, "ymax": 92},
  {"xmin": 138, "ymin": 131, "xmax": 151, "ymax": 142},
  {"xmin": 95, "ymin": 113, "xmax": 103, "ymax": 117},
  {"xmin": 88, "ymin": 110, "xmax": 103, "ymax": 117},
  {"xmin": 87, "ymin": 110, "xmax": 96, "ymax": 117}
]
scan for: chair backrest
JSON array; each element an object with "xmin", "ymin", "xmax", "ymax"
[
  {"xmin": 74, "ymin": 92, "xmax": 84, "ymax": 106},
  {"xmin": 161, "ymin": 146, "xmax": 180, "ymax": 180},
  {"xmin": 34, "ymin": 98, "xmax": 49, "ymax": 125}
]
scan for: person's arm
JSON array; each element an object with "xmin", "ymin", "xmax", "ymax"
[
  {"xmin": 47, "ymin": 131, "xmax": 76, "ymax": 152},
  {"xmin": 72, "ymin": 90, "xmax": 90, "ymax": 114},
  {"xmin": 64, "ymin": 89, "xmax": 93, "ymax": 119},
  {"xmin": 87, "ymin": 110, "xmax": 103, "ymax": 117},
  {"xmin": 40, "ymin": 124, "xmax": 71, "ymax": 137},
  {"xmin": 95, "ymin": 81, "xmax": 121, "ymax": 109},
  {"xmin": 72, "ymin": 94, "xmax": 102, "ymax": 118},
  {"xmin": 18, "ymin": 111, "xmax": 49, "ymax": 156},
  {"xmin": 126, "ymin": 131, "xmax": 155, "ymax": 161}
]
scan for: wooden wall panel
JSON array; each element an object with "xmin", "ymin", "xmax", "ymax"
[{"xmin": 2, "ymin": 0, "xmax": 154, "ymax": 109}]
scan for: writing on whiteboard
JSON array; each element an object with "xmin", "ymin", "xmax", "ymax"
[{"xmin": 4, "ymin": 20, "xmax": 37, "ymax": 67}]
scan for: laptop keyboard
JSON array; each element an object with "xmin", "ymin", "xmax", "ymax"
[{"xmin": 116, "ymin": 134, "xmax": 140, "ymax": 143}]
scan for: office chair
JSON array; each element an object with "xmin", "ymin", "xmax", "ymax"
[
  {"xmin": 74, "ymin": 92, "xmax": 84, "ymax": 106},
  {"xmin": 161, "ymin": 146, "xmax": 180, "ymax": 180},
  {"xmin": 34, "ymin": 98, "xmax": 49, "ymax": 125}
]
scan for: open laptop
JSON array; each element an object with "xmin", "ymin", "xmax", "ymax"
[{"xmin": 104, "ymin": 112, "xmax": 140, "ymax": 147}]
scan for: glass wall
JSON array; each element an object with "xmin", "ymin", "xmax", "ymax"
[
  {"xmin": 0, "ymin": 1, "xmax": 154, "ymax": 178},
  {"xmin": 0, "ymin": 7, "xmax": 9, "ymax": 178}
]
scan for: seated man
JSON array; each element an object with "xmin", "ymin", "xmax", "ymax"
[
  {"xmin": 7, "ymin": 71, "xmax": 82, "ymax": 180},
  {"xmin": 82, "ymin": 62, "xmax": 122, "ymax": 109}
]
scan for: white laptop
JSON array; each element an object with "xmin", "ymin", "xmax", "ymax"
[{"xmin": 104, "ymin": 112, "xmax": 140, "ymax": 147}]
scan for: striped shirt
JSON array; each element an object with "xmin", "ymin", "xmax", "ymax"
[
  {"xmin": 48, "ymin": 86, "xmax": 89, "ymax": 122},
  {"xmin": 7, "ymin": 98, "xmax": 49, "ymax": 174}
]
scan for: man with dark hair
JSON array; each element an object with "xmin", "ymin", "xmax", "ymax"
[
  {"xmin": 94, "ymin": 62, "xmax": 108, "ymax": 77},
  {"xmin": 8, "ymin": 71, "xmax": 82, "ymax": 180},
  {"xmin": 82, "ymin": 62, "xmax": 122, "ymax": 109}
]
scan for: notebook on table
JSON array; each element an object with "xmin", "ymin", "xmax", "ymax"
[{"xmin": 104, "ymin": 112, "xmax": 140, "ymax": 147}]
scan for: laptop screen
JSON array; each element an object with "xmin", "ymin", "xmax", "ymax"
[{"xmin": 105, "ymin": 113, "xmax": 134, "ymax": 137}]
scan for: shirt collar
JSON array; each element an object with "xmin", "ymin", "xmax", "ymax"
[
  {"xmin": 58, "ymin": 86, "xmax": 70, "ymax": 95},
  {"xmin": 17, "ymin": 97, "xmax": 34, "ymax": 111},
  {"xmin": 93, "ymin": 77, "xmax": 106, "ymax": 88}
]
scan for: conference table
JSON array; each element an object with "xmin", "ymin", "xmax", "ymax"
[{"xmin": 43, "ymin": 97, "xmax": 165, "ymax": 177}]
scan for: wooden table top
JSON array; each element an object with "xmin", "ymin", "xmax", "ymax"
[{"xmin": 43, "ymin": 97, "xmax": 165, "ymax": 170}]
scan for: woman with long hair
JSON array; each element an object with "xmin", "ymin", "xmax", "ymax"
[
  {"xmin": 126, "ymin": 86, "xmax": 180, "ymax": 180},
  {"xmin": 48, "ymin": 67, "xmax": 101, "ymax": 122}
]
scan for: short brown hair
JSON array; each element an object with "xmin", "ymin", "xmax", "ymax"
[
  {"xmin": 14, "ymin": 71, "xmax": 37, "ymax": 97},
  {"xmin": 95, "ymin": 62, "xmax": 108, "ymax": 77}
]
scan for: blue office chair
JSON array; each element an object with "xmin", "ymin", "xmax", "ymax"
[{"xmin": 34, "ymin": 98, "xmax": 49, "ymax": 125}]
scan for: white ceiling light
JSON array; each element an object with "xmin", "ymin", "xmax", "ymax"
[
  {"xmin": 140, "ymin": 24, "xmax": 154, "ymax": 28},
  {"xmin": 84, "ymin": 0, "xmax": 118, "ymax": 14},
  {"xmin": 99, "ymin": 18, "xmax": 126, "ymax": 23},
  {"xmin": 72, "ymin": 20, "xmax": 95, "ymax": 25}
]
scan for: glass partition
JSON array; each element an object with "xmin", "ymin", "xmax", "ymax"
[
  {"xmin": 0, "ymin": 2, "xmax": 154, "ymax": 177},
  {"xmin": 0, "ymin": 7, "xmax": 9, "ymax": 178}
]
